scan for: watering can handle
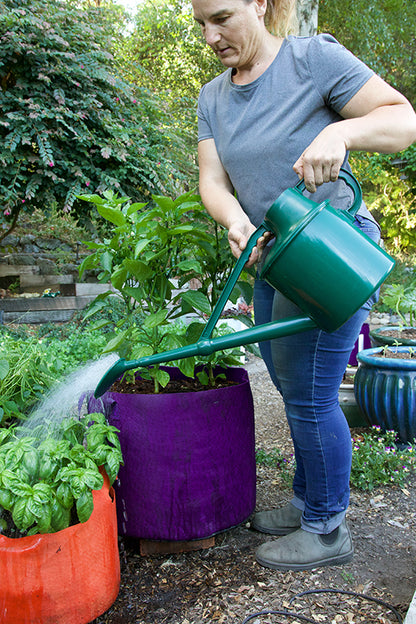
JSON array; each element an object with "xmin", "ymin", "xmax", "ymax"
[
  {"xmin": 199, "ymin": 223, "xmax": 269, "ymax": 340},
  {"xmin": 295, "ymin": 168, "xmax": 363, "ymax": 217}
]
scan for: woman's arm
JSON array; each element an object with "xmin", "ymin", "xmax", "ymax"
[
  {"xmin": 294, "ymin": 74, "xmax": 416, "ymax": 192},
  {"xmin": 198, "ymin": 138, "xmax": 268, "ymax": 263}
]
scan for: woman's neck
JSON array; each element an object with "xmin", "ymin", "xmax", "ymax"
[{"xmin": 232, "ymin": 34, "xmax": 283, "ymax": 85}]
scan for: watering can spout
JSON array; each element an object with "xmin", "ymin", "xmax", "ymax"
[
  {"xmin": 94, "ymin": 168, "xmax": 395, "ymax": 399},
  {"xmin": 93, "ymin": 315, "xmax": 318, "ymax": 398}
]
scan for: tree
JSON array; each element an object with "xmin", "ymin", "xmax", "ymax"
[
  {"xmin": 119, "ymin": 0, "xmax": 222, "ymax": 178},
  {"xmin": 318, "ymin": 0, "xmax": 416, "ymax": 105},
  {"xmin": 0, "ymin": 0, "xmax": 187, "ymax": 239},
  {"xmin": 319, "ymin": 0, "xmax": 416, "ymax": 254},
  {"xmin": 297, "ymin": 0, "xmax": 319, "ymax": 36}
]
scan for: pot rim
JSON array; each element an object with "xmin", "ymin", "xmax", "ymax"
[
  {"xmin": 370, "ymin": 325, "xmax": 415, "ymax": 334},
  {"xmin": 357, "ymin": 346, "xmax": 416, "ymax": 369}
]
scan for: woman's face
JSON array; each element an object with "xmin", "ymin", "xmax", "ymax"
[{"xmin": 192, "ymin": 0, "xmax": 267, "ymax": 71}]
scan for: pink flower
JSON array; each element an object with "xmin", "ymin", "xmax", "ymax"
[
  {"xmin": 3, "ymin": 209, "xmax": 11, "ymax": 216},
  {"xmin": 75, "ymin": 82, "xmax": 80, "ymax": 87},
  {"xmin": 48, "ymin": 162, "xmax": 54, "ymax": 167},
  {"xmin": 22, "ymin": 199, "xmax": 25, "ymax": 204},
  {"xmin": 80, "ymin": 64, "xmax": 84, "ymax": 69},
  {"xmin": 132, "ymin": 99, "xmax": 136, "ymax": 103},
  {"xmin": 116, "ymin": 97, "xmax": 119, "ymax": 102},
  {"xmin": 86, "ymin": 181, "xmax": 90, "ymax": 187}
]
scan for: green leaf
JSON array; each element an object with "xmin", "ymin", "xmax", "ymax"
[
  {"xmin": 177, "ymin": 259, "xmax": 202, "ymax": 272},
  {"xmin": 0, "ymin": 488, "xmax": 14, "ymax": 511},
  {"xmin": 178, "ymin": 357, "xmax": 196, "ymax": 379},
  {"xmin": 0, "ymin": 360, "xmax": 9, "ymax": 381},
  {"xmin": 82, "ymin": 300, "xmax": 108, "ymax": 323},
  {"xmin": 100, "ymin": 250, "xmax": 113, "ymax": 273},
  {"xmin": 154, "ymin": 368, "xmax": 171, "ymax": 388},
  {"xmin": 123, "ymin": 286, "xmax": 144, "ymax": 302},
  {"xmin": 50, "ymin": 499, "xmax": 71, "ymax": 532},
  {"xmin": 12, "ymin": 498, "xmax": 36, "ymax": 532},
  {"xmin": 196, "ymin": 370, "xmax": 209, "ymax": 386},
  {"xmin": 76, "ymin": 491, "xmax": 94, "ymax": 523},
  {"xmin": 186, "ymin": 322, "xmax": 204, "ymax": 343},
  {"xmin": 152, "ymin": 195, "xmax": 175, "ymax": 211},
  {"xmin": 35, "ymin": 504, "xmax": 53, "ymax": 534},
  {"xmin": 180, "ymin": 291, "xmax": 212, "ymax": 315},
  {"xmin": 127, "ymin": 202, "xmax": 147, "ymax": 215},
  {"xmin": 77, "ymin": 194, "xmax": 105, "ymax": 205},
  {"xmin": 111, "ymin": 266, "xmax": 128, "ymax": 290},
  {"xmin": 102, "ymin": 329, "xmax": 129, "ymax": 353},
  {"xmin": 22, "ymin": 449, "xmax": 40, "ymax": 481},
  {"xmin": 97, "ymin": 205, "xmax": 126, "ymax": 227},
  {"xmin": 56, "ymin": 482, "xmax": 74, "ymax": 509},
  {"xmin": 124, "ymin": 259, "xmax": 153, "ymax": 281},
  {"xmin": 104, "ymin": 451, "xmax": 123, "ymax": 485},
  {"xmin": 134, "ymin": 239, "xmax": 151, "ymax": 257},
  {"xmin": 78, "ymin": 254, "xmax": 98, "ymax": 278},
  {"xmin": 143, "ymin": 309, "xmax": 169, "ymax": 329}
]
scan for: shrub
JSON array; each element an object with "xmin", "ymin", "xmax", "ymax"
[{"xmin": 0, "ymin": 0, "xmax": 186, "ymax": 238}]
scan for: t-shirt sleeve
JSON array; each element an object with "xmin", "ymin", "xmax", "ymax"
[
  {"xmin": 307, "ymin": 34, "xmax": 374, "ymax": 113},
  {"xmin": 197, "ymin": 84, "xmax": 214, "ymax": 142}
]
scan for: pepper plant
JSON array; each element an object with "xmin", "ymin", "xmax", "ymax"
[
  {"xmin": 78, "ymin": 190, "xmax": 253, "ymax": 391},
  {"xmin": 0, "ymin": 413, "xmax": 123, "ymax": 537}
]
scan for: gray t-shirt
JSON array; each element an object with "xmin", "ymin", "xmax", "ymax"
[{"xmin": 197, "ymin": 34, "xmax": 375, "ymax": 227}]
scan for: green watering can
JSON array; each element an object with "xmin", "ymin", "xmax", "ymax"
[{"xmin": 94, "ymin": 169, "xmax": 395, "ymax": 398}]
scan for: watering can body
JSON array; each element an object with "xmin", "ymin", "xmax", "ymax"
[
  {"xmin": 260, "ymin": 184, "xmax": 392, "ymax": 332},
  {"xmin": 94, "ymin": 169, "xmax": 395, "ymax": 398}
]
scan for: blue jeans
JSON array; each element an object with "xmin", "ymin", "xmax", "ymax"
[{"xmin": 253, "ymin": 215, "xmax": 380, "ymax": 534}]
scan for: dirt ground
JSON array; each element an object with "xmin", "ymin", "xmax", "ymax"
[{"xmin": 93, "ymin": 356, "xmax": 416, "ymax": 624}]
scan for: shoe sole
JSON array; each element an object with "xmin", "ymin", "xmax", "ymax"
[
  {"xmin": 255, "ymin": 549, "xmax": 354, "ymax": 571},
  {"xmin": 250, "ymin": 521, "xmax": 300, "ymax": 536}
]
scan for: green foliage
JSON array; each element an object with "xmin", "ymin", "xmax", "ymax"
[
  {"xmin": 0, "ymin": 412, "xmax": 122, "ymax": 536},
  {"xmin": 126, "ymin": 0, "xmax": 221, "ymax": 101},
  {"xmin": 319, "ymin": 1, "xmax": 416, "ymax": 255},
  {"xmin": 350, "ymin": 152, "xmax": 416, "ymax": 255},
  {"xmin": 319, "ymin": 0, "xmax": 416, "ymax": 105},
  {"xmin": 0, "ymin": 332, "xmax": 58, "ymax": 423},
  {"xmin": 378, "ymin": 279, "xmax": 416, "ymax": 327},
  {"xmin": 0, "ymin": 320, "xmax": 108, "ymax": 424},
  {"xmin": 119, "ymin": 0, "xmax": 222, "ymax": 182},
  {"xmin": 11, "ymin": 207, "xmax": 88, "ymax": 247},
  {"xmin": 78, "ymin": 189, "xmax": 253, "ymax": 391},
  {"xmin": 256, "ymin": 428, "xmax": 416, "ymax": 493},
  {"xmin": 255, "ymin": 447, "xmax": 295, "ymax": 488},
  {"xmin": 350, "ymin": 428, "xmax": 416, "ymax": 491},
  {"xmin": 0, "ymin": 0, "xmax": 186, "ymax": 237}
]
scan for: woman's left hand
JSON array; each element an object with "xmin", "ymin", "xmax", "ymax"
[{"xmin": 293, "ymin": 124, "xmax": 347, "ymax": 192}]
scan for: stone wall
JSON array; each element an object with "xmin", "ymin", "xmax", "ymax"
[{"xmin": 0, "ymin": 232, "xmax": 85, "ymax": 282}]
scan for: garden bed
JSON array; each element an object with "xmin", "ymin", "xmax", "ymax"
[{"xmin": 92, "ymin": 355, "xmax": 416, "ymax": 624}]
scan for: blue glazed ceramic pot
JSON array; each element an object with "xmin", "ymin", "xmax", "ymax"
[
  {"xmin": 355, "ymin": 346, "xmax": 416, "ymax": 443},
  {"xmin": 369, "ymin": 325, "xmax": 416, "ymax": 348}
]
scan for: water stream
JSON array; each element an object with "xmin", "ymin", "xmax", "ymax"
[{"xmin": 17, "ymin": 353, "xmax": 119, "ymax": 439}]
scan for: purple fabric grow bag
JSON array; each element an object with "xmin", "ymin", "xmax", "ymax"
[{"xmin": 90, "ymin": 367, "xmax": 256, "ymax": 541}]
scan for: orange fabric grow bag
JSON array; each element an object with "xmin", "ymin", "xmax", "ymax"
[{"xmin": 0, "ymin": 471, "xmax": 120, "ymax": 624}]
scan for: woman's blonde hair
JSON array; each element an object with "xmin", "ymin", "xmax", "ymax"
[{"xmin": 264, "ymin": 0, "xmax": 298, "ymax": 36}]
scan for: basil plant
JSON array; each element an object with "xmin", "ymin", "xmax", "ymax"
[{"xmin": 0, "ymin": 413, "xmax": 122, "ymax": 537}]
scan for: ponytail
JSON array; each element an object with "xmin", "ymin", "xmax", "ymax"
[{"xmin": 265, "ymin": 0, "xmax": 298, "ymax": 36}]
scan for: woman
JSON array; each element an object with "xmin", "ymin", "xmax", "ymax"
[{"xmin": 193, "ymin": 0, "xmax": 416, "ymax": 571}]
